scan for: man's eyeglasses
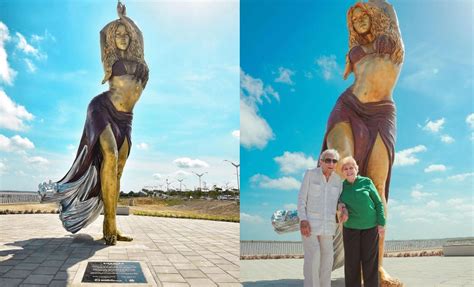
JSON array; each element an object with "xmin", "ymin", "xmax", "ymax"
[{"xmin": 323, "ymin": 158, "xmax": 338, "ymax": 164}]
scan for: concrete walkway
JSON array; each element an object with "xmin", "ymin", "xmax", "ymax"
[
  {"xmin": 241, "ymin": 257, "xmax": 474, "ymax": 286},
  {"xmin": 0, "ymin": 214, "xmax": 240, "ymax": 287}
]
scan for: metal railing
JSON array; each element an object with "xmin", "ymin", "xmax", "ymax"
[
  {"xmin": 240, "ymin": 238, "xmax": 474, "ymax": 256},
  {"xmin": 0, "ymin": 192, "xmax": 40, "ymax": 204}
]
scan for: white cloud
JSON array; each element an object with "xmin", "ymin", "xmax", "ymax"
[
  {"xmin": 136, "ymin": 142, "xmax": 149, "ymax": 150},
  {"xmin": 26, "ymin": 156, "xmax": 48, "ymax": 165},
  {"xmin": 231, "ymin": 130, "xmax": 240, "ymax": 139},
  {"xmin": 410, "ymin": 184, "xmax": 434, "ymax": 200},
  {"xmin": 66, "ymin": 144, "xmax": 75, "ymax": 150},
  {"xmin": 411, "ymin": 190, "xmax": 433, "ymax": 200},
  {"xmin": 447, "ymin": 172, "xmax": 474, "ymax": 181},
  {"xmin": 173, "ymin": 157, "xmax": 209, "ymax": 168},
  {"xmin": 16, "ymin": 32, "xmax": 41, "ymax": 58},
  {"xmin": 447, "ymin": 198, "xmax": 473, "ymax": 213},
  {"xmin": 240, "ymin": 70, "xmax": 280, "ymax": 150},
  {"xmin": 316, "ymin": 55, "xmax": 340, "ymax": 80},
  {"xmin": 422, "ymin": 118, "xmax": 445, "ymax": 133},
  {"xmin": 0, "ymin": 134, "xmax": 35, "ymax": 152},
  {"xmin": 394, "ymin": 145, "xmax": 427, "ymax": 166},
  {"xmin": 440, "ymin": 134, "xmax": 454, "ymax": 144},
  {"xmin": 284, "ymin": 203, "xmax": 297, "ymax": 210},
  {"xmin": 240, "ymin": 99, "xmax": 274, "ymax": 149},
  {"xmin": 250, "ymin": 174, "xmax": 301, "ymax": 191},
  {"xmin": 31, "ymin": 30, "xmax": 56, "ymax": 43},
  {"xmin": 447, "ymin": 198, "xmax": 463, "ymax": 206},
  {"xmin": 241, "ymin": 69, "xmax": 279, "ymax": 105},
  {"xmin": 153, "ymin": 173, "xmax": 162, "ymax": 180},
  {"xmin": 304, "ymin": 71, "xmax": 313, "ymax": 79},
  {"xmin": 426, "ymin": 200, "xmax": 440, "ymax": 208},
  {"xmin": 0, "ymin": 22, "xmax": 16, "ymax": 85},
  {"xmin": 24, "ymin": 59, "xmax": 37, "ymax": 73},
  {"xmin": 275, "ymin": 67, "xmax": 295, "ymax": 85},
  {"xmin": 424, "ymin": 164, "xmax": 447, "ymax": 173},
  {"xmin": 466, "ymin": 114, "xmax": 474, "ymax": 129},
  {"xmin": 274, "ymin": 151, "xmax": 317, "ymax": 174},
  {"xmin": 240, "ymin": 213, "xmax": 264, "ymax": 224},
  {"xmin": 172, "ymin": 170, "xmax": 192, "ymax": 178},
  {"xmin": 0, "ymin": 90, "xmax": 35, "ymax": 131}
]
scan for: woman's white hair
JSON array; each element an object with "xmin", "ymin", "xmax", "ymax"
[{"xmin": 340, "ymin": 156, "xmax": 359, "ymax": 172}]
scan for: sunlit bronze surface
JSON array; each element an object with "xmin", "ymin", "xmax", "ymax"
[
  {"xmin": 325, "ymin": 1, "xmax": 404, "ymax": 286},
  {"xmin": 38, "ymin": 2, "xmax": 148, "ymax": 246},
  {"xmin": 99, "ymin": 3, "xmax": 148, "ymax": 245}
]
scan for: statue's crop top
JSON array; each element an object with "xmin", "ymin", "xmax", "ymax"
[
  {"xmin": 111, "ymin": 59, "xmax": 149, "ymax": 87},
  {"xmin": 349, "ymin": 35, "xmax": 395, "ymax": 65}
]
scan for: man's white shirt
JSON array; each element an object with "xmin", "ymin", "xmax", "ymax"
[{"xmin": 297, "ymin": 167, "xmax": 343, "ymax": 236}]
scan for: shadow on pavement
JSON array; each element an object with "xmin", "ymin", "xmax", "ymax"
[
  {"xmin": 243, "ymin": 278, "xmax": 345, "ymax": 287},
  {"xmin": 0, "ymin": 234, "xmax": 107, "ymax": 286}
]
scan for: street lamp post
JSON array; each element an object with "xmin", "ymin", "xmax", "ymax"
[
  {"xmin": 192, "ymin": 171, "xmax": 207, "ymax": 191},
  {"xmin": 224, "ymin": 160, "xmax": 240, "ymax": 191},
  {"xmin": 177, "ymin": 179, "xmax": 184, "ymax": 192},
  {"xmin": 165, "ymin": 178, "xmax": 174, "ymax": 192}
]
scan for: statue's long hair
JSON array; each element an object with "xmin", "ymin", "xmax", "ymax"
[
  {"xmin": 100, "ymin": 16, "xmax": 147, "ymax": 84},
  {"xmin": 344, "ymin": 2, "xmax": 404, "ymax": 78}
]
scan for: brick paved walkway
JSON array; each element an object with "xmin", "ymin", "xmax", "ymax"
[{"xmin": 0, "ymin": 214, "xmax": 240, "ymax": 287}]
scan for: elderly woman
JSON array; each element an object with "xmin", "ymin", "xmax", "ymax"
[
  {"xmin": 338, "ymin": 156, "xmax": 385, "ymax": 287},
  {"xmin": 297, "ymin": 149, "xmax": 343, "ymax": 287}
]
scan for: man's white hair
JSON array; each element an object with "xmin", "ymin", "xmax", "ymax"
[{"xmin": 320, "ymin": 149, "xmax": 340, "ymax": 161}]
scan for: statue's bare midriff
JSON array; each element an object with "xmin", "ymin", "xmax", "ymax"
[
  {"xmin": 351, "ymin": 53, "xmax": 401, "ymax": 103},
  {"xmin": 108, "ymin": 63, "xmax": 143, "ymax": 113}
]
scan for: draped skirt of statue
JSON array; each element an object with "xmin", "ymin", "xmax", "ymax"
[{"xmin": 39, "ymin": 92, "xmax": 132, "ymax": 234}]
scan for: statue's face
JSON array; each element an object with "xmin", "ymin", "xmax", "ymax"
[
  {"xmin": 352, "ymin": 7, "xmax": 371, "ymax": 35},
  {"xmin": 115, "ymin": 24, "xmax": 130, "ymax": 51}
]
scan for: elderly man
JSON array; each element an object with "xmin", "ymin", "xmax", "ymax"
[{"xmin": 297, "ymin": 149, "xmax": 342, "ymax": 287}]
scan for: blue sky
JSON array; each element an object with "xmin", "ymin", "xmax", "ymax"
[
  {"xmin": 240, "ymin": 0, "xmax": 473, "ymax": 240},
  {"xmin": 0, "ymin": 1, "xmax": 239, "ymax": 193}
]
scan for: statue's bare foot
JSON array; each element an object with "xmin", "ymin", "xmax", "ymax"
[
  {"xmin": 380, "ymin": 267, "xmax": 404, "ymax": 287},
  {"xmin": 104, "ymin": 234, "xmax": 117, "ymax": 245},
  {"xmin": 117, "ymin": 230, "xmax": 133, "ymax": 242}
]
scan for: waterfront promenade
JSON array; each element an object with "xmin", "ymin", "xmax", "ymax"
[{"xmin": 241, "ymin": 257, "xmax": 474, "ymax": 286}]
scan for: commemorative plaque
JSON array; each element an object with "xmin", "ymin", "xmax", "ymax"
[{"xmin": 82, "ymin": 262, "xmax": 147, "ymax": 283}]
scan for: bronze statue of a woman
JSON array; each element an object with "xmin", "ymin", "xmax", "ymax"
[
  {"xmin": 322, "ymin": 1, "xmax": 404, "ymax": 286},
  {"xmin": 39, "ymin": 2, "xmax": 149, "ymax": 246}
]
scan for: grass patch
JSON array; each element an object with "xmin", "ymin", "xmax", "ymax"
[
  {"xmin": 133, "ymin": 210, "xmax": 239, "ymax": 222},
  {"xmin": 118, "ymin": 197, "xmax": 183, "ymax": 206}
]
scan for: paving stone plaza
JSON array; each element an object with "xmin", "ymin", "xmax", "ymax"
[
  {"xmin": 1, "ymin": 214, "xmax": 473, "ymax": 286},
  {"xmin": 0, "ymin": 214, "xmax": 240, "ymax": 287}
]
